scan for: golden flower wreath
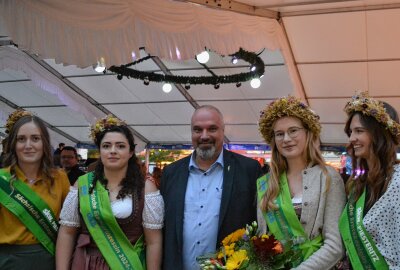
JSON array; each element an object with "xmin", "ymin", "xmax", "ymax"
[
  {"xmin": 259, "ymin": 96, "xmax": 321, "ymax": 144},
  {"xmin": 5, "ymin": 109, "xmax": 33, "ymax": 134},
  {"xmin": 89, "ymin": 115, "xmax": 126, "ymax": 143},
  {"xmin": 344, "ymin": 92, "xmax": 400, "ymax": 140}
]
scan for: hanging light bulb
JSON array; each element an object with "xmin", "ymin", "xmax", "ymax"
[
  {"xmin": 214, "ymin": 83, "xmax": 220, "ymax": 90},
  {"xmin": 250, "ymin": 78, "xmax": 261, "ymax": 89},
  {"xmin": 250, "ymin": 65, "xmax": 256, "ymax": 72},
  {"xmin": 236, "ymin": 82, "xmax": 241, "ymax": 88},
  {"xmin": 162, "ymin": 83, "xmax": 172, "ymax": 93},
  {"xmin": 185, "ymin": 82, "xmax": 191, "ymax": 90},
  {"xmin": 94, "ymin": 57, "xmax": 106, "ymax": 73},
  {"xmin": 196, "ymin": 51, "xmax": 210, "ymax": 64},
  {"xmin": 231, "ymin": 57, "xmax": 238, "ymax": 64},
  {"xmin": 143, "ymin": 77, "xmax": 150, "ymax": 86}
]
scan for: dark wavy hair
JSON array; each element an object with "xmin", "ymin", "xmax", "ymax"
[
  {"xmin": 3, "ymin": 115, "xmax": 55, "ymax": 189},
  {"xmin": 344, "ymin": 102, "xmax": 399, "ymax": 208},
  {"xmin": 89, "ymin": 125, "xmax": 144, "ymax": 199}
]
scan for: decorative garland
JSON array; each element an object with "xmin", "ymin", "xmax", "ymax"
[{"xmin": 108, "ymin": 48, "xmax": 265, "ymax": 87}]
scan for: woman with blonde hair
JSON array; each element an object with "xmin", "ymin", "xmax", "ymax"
[
  {"xmin": 339, "ymin": 93, "xmax": 400, "ymax": 269},
  {"xmin": 257, "ymin": 96, "xmax": 346, "ymax": 269},
  {"xmin": 0, "ymin": 110, "xmax": 70, "ymax": 269},
  {"xmin": 56, "ymin": 115, "xmax": 163, "ymax": 270}
]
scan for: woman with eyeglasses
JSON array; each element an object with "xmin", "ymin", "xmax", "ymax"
[
  {"xmin": 257, "ymin": 96, "xmax": 346, "ymax": 269},
  {"xmin": 339, "ymin": 93, "xmax": 400, "ymax": 269}
]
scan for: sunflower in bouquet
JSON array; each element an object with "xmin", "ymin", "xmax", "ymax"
[{"xmin": 197, "ymin": 222, "xmax": 303, "ymax": 270}]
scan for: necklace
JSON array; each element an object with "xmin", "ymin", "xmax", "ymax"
[{"xmin": 27, "ymin": 179, "xmax": 36, "ymax": 184}]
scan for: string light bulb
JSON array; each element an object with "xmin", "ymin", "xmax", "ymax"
[
  {"xmin": 196, "ymin": 51, "xmax": 210, "ymax": 64},
  {"xmin": 162, "ymin": 83, "xmax": 172, "ymax": 93},
  {"xmin": 250, "ymin": 78, "xmax": 261, "ymax": 89},
  {"xmin": 231, "ymin": 57, "xmax": 238, "ymax": 64},
  {"xmin": 94, "ymin": 57, "xmax": 106, "ymax": 73}
]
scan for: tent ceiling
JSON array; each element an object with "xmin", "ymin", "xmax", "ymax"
[
  {"xmin": 0, "ymin": 47, "xmax": 290, "ymax": 149},
  {"xmin": 1, "ymin": 0, "xmax": 400, "ymax": 150}
]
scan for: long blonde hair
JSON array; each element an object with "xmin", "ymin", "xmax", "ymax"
[{"xmin": 260, "ymin": 119, "xmax": 330, "ymax": 212}]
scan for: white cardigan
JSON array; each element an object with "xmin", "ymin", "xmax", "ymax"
[{"xmin": 257, "ymin": 165, "xmax": 346, "ymax": 270}]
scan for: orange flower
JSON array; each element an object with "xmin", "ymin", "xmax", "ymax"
[
  {"xmin": 251, "ymin": 234, "xmax": 283, "ymax": 263},
  {"xmin": 273, "ymin": 242, "xmax": 283, "ymax": 253}
]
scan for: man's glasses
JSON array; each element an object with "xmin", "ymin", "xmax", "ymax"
[{"xmin": 274, "ymin": 127, "xmax": 305, "ymax": 142}]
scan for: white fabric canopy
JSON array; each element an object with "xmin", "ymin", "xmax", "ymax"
[
  {"xmin": 0, "ymin": 0, "xmax": 283, "ymax": 66},
  {"xmin": 3, "ymin": 0, "xmax": 399, "ymax": 147},
  {"xmin": 0, "ymin": 46, "xmax": 102, "ymax": 122}
]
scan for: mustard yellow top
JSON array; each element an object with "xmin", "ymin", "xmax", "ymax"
[{"xmin": 0, "ymin": 166, "xmax": 70, "ymax": 245}]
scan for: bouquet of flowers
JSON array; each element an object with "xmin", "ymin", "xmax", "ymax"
[{"xmin": 197, "ymin": 221, "xmax": 303, "ymax": 270}]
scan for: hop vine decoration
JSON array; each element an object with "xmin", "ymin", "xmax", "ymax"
[
  {"xmin": 344, "ymin": 92, "xmax": 400, "ymax": 140},
  {"xmin": 108, "ymin": 48, "xmax": 265, "ymax": 87},
  {"xmin": 5, "ymin": 110, "xmax": 33, "ymax": 134},
  {"xmin": 90, "ymin": 115, "xmax": 126, "ymax": 143}
]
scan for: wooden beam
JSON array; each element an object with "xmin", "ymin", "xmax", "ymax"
[
  {"xmin": 281, "ymin": 3, "xmax": 400, "ymax": 17},
  {"xmin": 175, "ymin": 0, "xmax": 279, "ymax": 19},
  {"xmin": 259, "ymin": 0, "xmax": 352, "ymax": 9}
]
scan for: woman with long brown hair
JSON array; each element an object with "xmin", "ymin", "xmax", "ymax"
[
  {"xmin": 0, "ymin": 110, "xmax": 70, "ymax": 269},
  {"xmin": 56, "ymin": 115, "xmax": 163, "ymax": 270},
  {"xmin": 339, "ymin": 93, "xmax": 400, "ymax": 269},
  {"xmin": 257, "ymin": 96, "xmax": 346, "ymax": 269}
]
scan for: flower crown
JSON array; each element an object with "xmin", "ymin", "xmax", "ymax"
[
  {"xmin": 89, "ymin": 115, "xmax": 127, "ymax": 143},
  {"xmin": 344, "ymin": 92, "xmax": 400, "ymax": 140},
  {"xmin": 5, "ymin": 109, "xmax": 33, "ymax": 134},
  {"xmin": 259, "ymin": 96, "xmax": 321, "ymax": 144}
]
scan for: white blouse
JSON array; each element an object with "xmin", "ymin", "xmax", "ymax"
[
  {"xmin": 59, "ymin": 186, "xmax": 164, "ymax": 229},
  {"xmin": 363, "ymin": 164, "xmax": 400, "ymax": 269}
]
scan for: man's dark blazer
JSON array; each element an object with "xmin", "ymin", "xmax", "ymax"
[
  {"xmin": 66, "ymin": 165, "xmax": 85, "ymax": 185},
  {"xmin": 160, "ymin": 149, "xmax": 262, "ymax": 270}
]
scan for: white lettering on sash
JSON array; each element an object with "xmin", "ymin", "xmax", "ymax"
[
  {"xmin": 15, "ymin": 194, "xmax": 54, "ymax": 235},
  {"xmin": 15, "ymin": 194, "xmax": 40, "ymax": 219},
  {"xmin": 90, "ymin": 192, "xmax": 131, "ymax": 269},
  {"xmin": 42, "ymin": 209, "xmax": 58, "ymax": 231},
  {"xmin": 356, "ymin": 208, "xmax": 380, "ymax": 262}
]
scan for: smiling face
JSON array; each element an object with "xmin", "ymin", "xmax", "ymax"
[
  {"xmin": 273, "ymin": 116, "xmax": 307, "ymax": 161},
  {"xmin": 100, "ymin": 131, "xmax": 133, "ymax": 172},
  {"xmin": 348, "ymin": 114, "xmax": 372, "ymax": 161},
  {"xmin": 191, "ymin": 107, "xmax": 225, "ymax": 162},
  {"xmin": 15, "ymin": 121, "xmax": 44, "ymax": 167}
]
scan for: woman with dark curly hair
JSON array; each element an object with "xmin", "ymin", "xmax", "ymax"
[
  {"xmin": 339, "ymin": 93, "xmax": 400, "ymax": 269},
  {"xmin": 56, "ymin": 115, "xmax": 163, "ymax": 270},
  {"xmin": 0, "ymin": 110, "xmax": 70, "ymax": 270}
]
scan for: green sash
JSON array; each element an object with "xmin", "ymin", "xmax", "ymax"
[
  {"xmin": 0, "ymin": 169, "xmax": 58, "ymax": 255},
  {"xmin": 78, "ymin": 173, "xmax": 145, "ymax": 270},
  {"xmin": 257, "ymin": 173, "xmax": 323, "ymax": 267},
  {"xmin": 339, "ymin": 189, "xmax": 389, "ymax": 270}
]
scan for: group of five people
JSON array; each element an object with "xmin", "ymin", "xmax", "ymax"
[{"xmin": 0, "ymin": 92, "xmax": 399, "ymax": 269}]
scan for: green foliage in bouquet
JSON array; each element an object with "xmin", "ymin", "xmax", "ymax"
[{"xmin": 197, "ymin": 222, "xmax": 304, "ymax": 270}]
